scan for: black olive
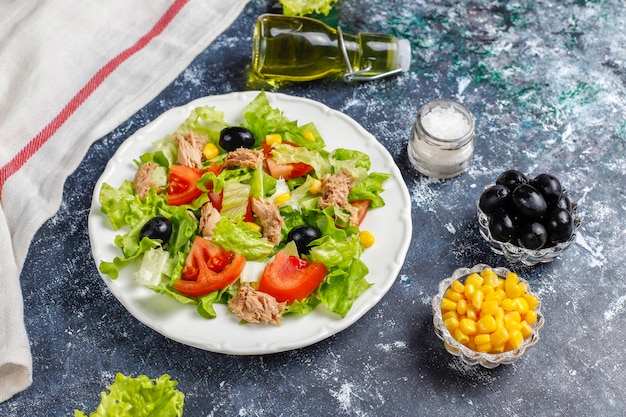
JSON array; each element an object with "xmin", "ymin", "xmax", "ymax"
[
  {"xmin": 512, "ymin": 184, "xmax": 547, "ymax": 219},
  {"xmin": 495, "ymin": 169, "xmax": 528, "ymax": 191},
  {"xmin": 287, "ymin": 225, "xmax": 322, "ymax": 255},
  {"xmin": 544, "ymin": 207, "xmax": 574, "ymax": 244},
  {"xmin": 517, "ymin": 221, "xmax": 547, "ymax": 250},
  {"xmin": 479, "ymin": 184, "xmax": 510, "ymax": 215},
  {"xmin": 489, "ymin": 209, "xmax": 517, "ymax": 243},
  {"xmin": 219, "ymin": 126, "xmax": 255, "ymax": 151},
  {"xmin": 554, "ymin": 194, "xmax": 572, "ymax": 212},
  {"xmin": 139, "ymin": 216, "xmax": 172, "ymax": 244},
  {"xmin": 531, "ymin": 173, "xmax": 563, "ymax": 204}
]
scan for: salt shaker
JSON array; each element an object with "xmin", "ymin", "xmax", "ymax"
[{"xmin": 407, "ymin": 99, "xmax": 476, "ymax": 179}]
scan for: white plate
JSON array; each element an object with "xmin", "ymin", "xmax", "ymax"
[{"xmin": 88, "ymin": 91, "xmax": 412, "ymax": 355}]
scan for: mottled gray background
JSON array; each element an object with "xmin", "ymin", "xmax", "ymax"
[{"xmin": 3, "ymin": 0, "xmax": 625, "ymax": 416}]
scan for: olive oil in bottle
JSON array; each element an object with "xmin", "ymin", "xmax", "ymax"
[{"xmin": 252, "ymin": 14, "xmax": 411, "ymax": 82}]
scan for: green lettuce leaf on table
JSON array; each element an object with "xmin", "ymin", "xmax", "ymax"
[
  {"xmin": 74, "ymin": 373, "xmax": 184, "ymax": 417},
  {"xmin": 279, "ymin": 0, "xmax": 339, "ymax": 16}
]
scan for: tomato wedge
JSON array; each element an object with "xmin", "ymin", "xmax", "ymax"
[
  {"xmin": 262, "ymin": 142, "xmax": 314, "ymax": 180},
  {"xmin": 167, "ymin": 164, "xmax": 204, "ymax": 206},
  {"xmin": 258, "ymin": 252, "xmax": 328, "ymax": 304},
  {"xmin": 350, "ymin": 199, "xmax": 371, "ymax": 226},
  {"xmin": 173, "ymin": 236, "xmax": 246, "ymax": 297}
]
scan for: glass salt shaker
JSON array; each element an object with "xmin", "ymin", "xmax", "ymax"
[{"xmin": 407, "ymin": 99, "xmax": 476, "ymax": 179}]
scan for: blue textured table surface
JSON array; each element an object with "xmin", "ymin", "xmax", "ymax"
[{"xmin": 4, "ymin": 1, "xmax": 626, "ymax": 416}]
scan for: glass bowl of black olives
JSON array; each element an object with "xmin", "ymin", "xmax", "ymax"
[{"xmin": 477, "ymin": 170, "xmax": 581, "ymax": 266}]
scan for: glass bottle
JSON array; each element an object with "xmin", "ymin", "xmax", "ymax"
[
  {"xmin": 407, "ymin": 99, "xmax": 476, "ymax": 179},
  {"xmin": 252, "ymin": 14, "xmax": 411, "ymax": 82}
]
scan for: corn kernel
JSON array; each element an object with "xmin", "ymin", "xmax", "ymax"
[
  {"xmin": 520, "ymin": 320, "xmax": 533, "ymax": 338},
  {"xmin": 465, "ymin": 305, "xmax": 478, "ymax": 321},
  {"xmin": 481, "ymin": 300, "xmax": 499, "ymax": 316},
  {"xmin": 359, "ymin": 230, "xmax": 375, "ymax": 248},
  {"xmin": 202, "ymin": 142, "xmax": 220, "ymax": 160},
  {"xmin": 274, "ymin": 192, "xmax": 291, "ymax": 205},
  {"xmin": 466, "ymin": 273, "xmax": 484, "ymax": 289},
  {"xmin": 505, "ymin": 272, "xmax": 519, "ymax": 288},
  {"xmin": 504, "ymin": 320, "xmax": 522, "ymax": 333},
  {"xmin": 525, "ymin": 309, "xmax": 538, "ymax": 325},
  {"xmin": 450, "ymin": 279, "xmax": 465, "ymax": 294},
  {"xmin": 493, "ymin": 344, "xmax": 506, "ymax": 353},
  {"xmin": 514, "ymin": 297, "xmax": 529, "ymax": 314},
  {"xmin": 480, "ymin": 268, "xmax": 499, "ymax": 283},
  {"xmin": 504, "ymin": 311, "xmax": 521, "ymax": 324},
  {"xmin": 472, "ymin": 289, "xmax": 484, "ymax": 310},
  {"xmin": 501, "ymin": 298, "xmax": 517, "ymax": 311},
  {"xmin": 309, "ymin": 178, "xmax": 322, "ymax": 194},
  {"xmin": 477, "ymin": 315, "xmax": 497, "ymax": 334},
  {"xmin": 475, "ymin": 342, "xmax": 493, "ymax": 353},
  {"xmin": 474, "ymin": 334, "xmax": 491, "ymax": 346},
  {"xmin": 445, "ymin": 288, "xmax": 463, "ymax": 302},
  {"xmin": 303, "ymin": 131, "xmax": 316, "ymax": 141},
  {"xmin": 459, "ymin": 318, "xmax": 478, "ymax": 335},
  {"xmin": 441, "ymin": 298, "xmax": 457, "ymax": 311},
  {"xmin": 518, "ymin": 280, "xmax": 528, "ymax": 295},
  {"xmin": 456, "ymin": 298, "xmax": 467, "ymax": 316},
  {"xmin": 523, "ymin": 293, "xmax": 539, "ymax": 310},
  {"xmin": 464, "ymin": 283, "xmax": 476, "ymax": 299},
  {"xmin": 491, "ymin": 327, "xmax": 510, "ymax": 347},
  {"xmin": 454, "ymin": 328, "xmax": 470, "ymax": 345},
  {"xmin": 508, "ymin": 329, "xmax": 525, "ymax": 350},
  {"xmin": 506, "ymin": 283, "xmax": 523, "ymax": 299},
  {"xmin": 444, "ymin": 316, "xmax": 460, "ymax": 333},
  {"xmin": 265, "ymin": 133, "xmax": 282, "ymax": 145},
  {"xmin": 442, "ymin": 310, "xmax": 459, "ymax": 321},
  {"xmin": 244, "ymin": 221, "xmax": 262, "ymax": 233},
  {"xmin": 485, "ymin": 288, "xmax": 505, "ymax": 303},
  {"xmin": 481, "ymin": 285, "xmax": 495, "ymax": 296}
]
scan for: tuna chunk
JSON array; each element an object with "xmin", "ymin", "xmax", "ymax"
[
  {"xmin": 228, "ymin": 285, "xmax": 286, "ymax": 325},
  {"xmin": 318, "ymin": 171, "xmax": 359, "ymax": 225},
  {"xmin": 199, "ymin": 201, "xmax": 221, "ymax": 238},
  {"xmin": 174, "ymin": 132, "xmax": 206, "ymax": 168},
  {"xmin": 223, "ymin": 148, "xmax": 264, "ymax": 170},
  {"xmin": 251, "ymin": 197, "xmax": 284, "ymax": 245},
  {"xmin": 133, "ymin": 162, "xmax": 160, "ymax": 199}
]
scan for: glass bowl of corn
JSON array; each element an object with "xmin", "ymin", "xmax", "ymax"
[{"xmin": 432, "ymin": 264, "xmax": 545, "ymax": 369}]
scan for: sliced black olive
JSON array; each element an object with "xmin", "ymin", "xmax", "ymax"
[
  {"xmin": 287, "ymin": 225, "xmax": 322, "ymax": 255},
  {"xmin": 219, "ymin": 126, "xmax": 255, "ymax": 151},
  {"xmin": 139, "ymin": 216, "xmax": 172, "ymax": 244}
]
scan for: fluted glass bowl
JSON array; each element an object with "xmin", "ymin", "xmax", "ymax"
[
  {"xmin": 477, "ymin": 185, "xmax": 581, "ymax": 266},
  {"xmin": 432, "ymin": 264, "xmax": 545, "ymax": 369}
]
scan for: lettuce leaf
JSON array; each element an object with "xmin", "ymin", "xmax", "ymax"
[
  {"xmin": 74, "ymin": 373, "xmax": 184, "ymax": 417},
  {"xmin": 280, "ymin": 0, "xmax": 339, "ymax": 16}
]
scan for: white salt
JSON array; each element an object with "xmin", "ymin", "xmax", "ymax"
[{"xmin": 421, "ymin": 105, "xmax": 471, "ymax": 139}]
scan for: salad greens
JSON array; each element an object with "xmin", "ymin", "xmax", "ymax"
[
  {"xmin": 279, "ymin": 0, "xmax": 339, "ymax": 16},
  {"xmin": 74, "ymin": 373, "xmax": 184, "ymax": 417},
  {"xmin": 99, "ymin": 91, "xmax": 390, "ymax": 320}
]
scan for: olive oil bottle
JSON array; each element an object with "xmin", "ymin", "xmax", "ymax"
[{"xmin": 252, "ymin": 14, "xmax": 411, "ymax": 82}]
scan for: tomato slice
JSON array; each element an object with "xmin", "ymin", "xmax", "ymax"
[
  {"xmin": 173, "ymin": 236, "xmax": 246, "ymax": 297},
  {"xmin": 350, "ymin": 199, "xmax": 371, "ymax": 226},
  {"xmin": 262, "ymin": 142, "xmax": 314, "ymax": 180},
  {"xmin": 258, "ymin": 252, "xmax": 328, "ymax": 304},
  {"xmin": 167, "ymin": 164, "xmax": 204, "ymax": 206}
]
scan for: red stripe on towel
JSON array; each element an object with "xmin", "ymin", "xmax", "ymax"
[{"xmin": 0, "ymin": 0, "xmax": 189, "ymax": 196}]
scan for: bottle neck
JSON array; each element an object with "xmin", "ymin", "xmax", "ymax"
[{"xmin": 339, "ymin": 31, "xmax": 403, "ymax": 81}]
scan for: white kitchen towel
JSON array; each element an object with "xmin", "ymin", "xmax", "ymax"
[{"xmin": 0, "ymin": 0, "xmax": 249, "ymax": 402}]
